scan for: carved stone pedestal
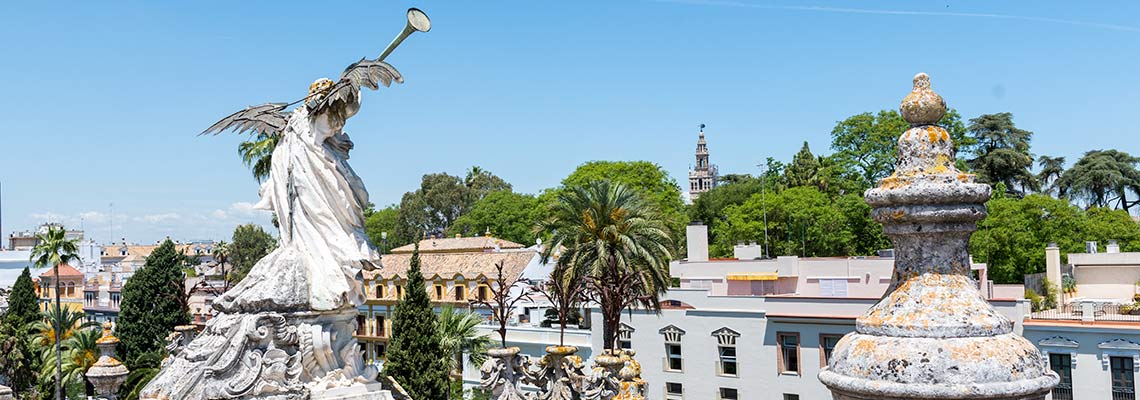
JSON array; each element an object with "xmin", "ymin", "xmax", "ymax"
[{"xmin": 141, "ymin": 309, "xmax": 393, "ymax": 400}]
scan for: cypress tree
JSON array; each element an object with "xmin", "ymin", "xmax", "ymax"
[
  {"xmin": 116, "ymin": 240, "xmax": 191, "ymax": 363},
  {"xmin": 383, "ymin": 244, "xmax": 448, "ymax": 399},
  {"xmin": 5, "ymin": 267, "xmax": 40, "ymax": 327}
]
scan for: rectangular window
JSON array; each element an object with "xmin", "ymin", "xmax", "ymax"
[
  {"xmin": 719, "ymin": 388, "xmax": 738, "ymax": 400},
  {"xmin": 619, "ymin": 328, "xmax": 632, "ymax": 350},
  {"xmin": 819, "ymin": 278, "xmax": 849, "ymax": 297},
  {"xmin": 718, "ymin": 346, "xmax": 737, "ymax": 376},
  {"xmin": 434, "ymin": 284, "xmax": 444, "ymax": 300},
  {"xmin": 665, "ymin": 343, "xmax": 683, "ymax": 371},
  {"xmin": 778, "ymin": 332, "xmax": 800, "ymax": 375},
  {"xmin": 478, "ymin": 285, "xmax": 489, "ymax": 302},
  {"xmin": 665, "ymin": 382, "xmax": 683, "ymax": 398},
  {"xmin": 396, "ymin": 286, "xmax": 404, "ymax": 299},
  {"xmin": 355, "ymin": 315, "xmax": 366, "ymax": 335},
  {"xmin": 1111, "ymin": 356, "xmax": 1135, "ymax": 400},
  {"xmin": 1049, "ymin": 353, "xmax": 1073, "ymax": 400},
  {"xmin": 821, "ymin": 334, "xmax": 843, "ymax": 366},
  {"xmin": 374, "ymin": 315, "xmax": 385, "ymax": 337},
  {"xmin": 375, "ymin": 284, "xmax": 385, "ymax": 299},
  {"xmin": 783, "ymin": 395, "xmax": 799, "ymax": 400},
  {"xmin": 455, "ymin": 285, "xmax": 466, "ymax": 301}
]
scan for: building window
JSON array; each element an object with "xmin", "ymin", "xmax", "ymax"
[
  {"xmin": 783, "ymin": 395, "xmax": 799, "ymax": 400},
  {"xmin": 396, "ymin": 286, "xmax": 404, "ymax": 299},
  {"xmin": 660, "ymin": 325, "xmax": 685, "ymax": 372},
  {"xmin": 818, "ymin": 278, "xmax": 848, "ymax": 297},
  {"xmin": 455, "ymin": 285, "xmax": 466, "ymax": 301},
  {"xmin": 719, "ymin": 346, "xmax": 738, "ymax": 376},
  {"xmin": 433, "ymin": 284, "xmax": 444, "ymax": 300},
  {"xmin": 665, "ymin": 343, "xmax": 683, "ymax": 371},
  {"xmin": 477, "ymin": 285, "xmax": 490, "ymax": 302},
  {"xmin": 1111, "ymin": 356, "xmax": 1135, "ymax": 400},
  {"xmin": 618, "ymin": 324, "xmax": 634, "ymax": 350},
  {"xmin": 1049, "ymin": 353, "xmax": 1073, "ymax": 400},
  {"xmin": 719, "ymin": 388, "xmax": 738, "ymax": 400},
  {"xmin": 777, "ymin": 332, "xmax": 800, "ymax": 375},
  {"xmin": 665, "ymin": 382, "xmax": 683, "ymax": 399},
  {"xmin": 374, "ymin": 284, "xmax": 384, "ymax": 299},
  {"xmin": 374, "ymin": 315, "xmax": 385, "ymax": 337},
  {"xmin": 355, "ymin": 315, "xmax": 366, "ymax": 335},
  {"xmin": 821, "ymin": 334, "xmax": 843, "ymax": 366}
]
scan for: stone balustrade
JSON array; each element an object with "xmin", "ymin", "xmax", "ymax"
[{"xmin": 480, "ymin": 346, "xmax": 646, "ymax": 400}]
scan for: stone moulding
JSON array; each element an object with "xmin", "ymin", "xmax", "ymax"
[
  {"xmin": 479, "ymin": 347, "xmax": 646, "ymax": 400},
  {"xmin": 141, "ymin": 309, "xmax": 385, "ymax": 400},
  {"xmin": 818, "ymin": 73, "xmax": 1057, "ymax": 400}
]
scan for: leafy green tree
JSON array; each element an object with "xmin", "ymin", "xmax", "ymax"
[
  {"xmin": 1057, "ymin": 150, "xmax": 1140, "ymax": 211},
  {"xmin": 966, "ymin": 112, "xmax": 1038, "ymax": 194},
  {"xmin": 5, "ymin": 267, "xmax": 40, "ymax": 327},
  {"xmin": 538, "ymin": 181, "xmax": 673, "ymax": 351},
  {"xmin": 30, "ymin": 224, "xmax": 81, "ymax": 400},
  {"xmin": 398, "ymin": 169, "xmax": 509, "ymax": 238},
  {"xmin": 364, "ymin": 204, "xmax": 410, "ymax": 252},
  {"xmin": 39, "ymin": 327, "xmax": 99, "ymax": 397},
  {"xmin": 437, "ymin": 305, "xmax": 490, "ymax": 380},
  {"xmin": 384, "ymin": 245, "xmax": 448, "ymax": 399},
  {"xmin": 1036, "ymin": 155, "xmax": 1066, "ymax": 196},
  {"xmin": 835, "ymin": 193, "xmax": 891, "ymax": 255},
  {"xmin": 116, "ymin": 240, "xmax": 191, "ymax": 362},
  {"xmin": 464, "ymin": 166, "xmax": 512, "ymax": 203},
  {"xmin": 689, "ymin": 176, "xmax": 764, "ymax": 257},
  {"xmin": 560, "ymin": 161, "xmax": 686, "ymax": 255},
  {"xmin": 830, "ymin": 109, "xmax": 969, "ymax": 190},
  {"xmin": 448, "ymin": 191, "xmax": 542, "ymax": 245},
  {"xmin": 970, "ymin": 194, "xmax": 1140, "ymax": 283},
  {"xmin": 228, "ymin": 224, "xmax": 276, "ymax": 283},
  {"xmin": 713, "ymin": 186, "xmax": 856, "ymax": 257}
]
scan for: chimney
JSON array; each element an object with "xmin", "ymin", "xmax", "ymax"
[
  {"xmin": 1086, "ymin": 241, "xmax": 1098, "ymax": 254},
  {"xmin": 1107, "ymin": 240, "xmax": 1120, "ymax": 254},
  {"xmin": 685, "ymin": 222, "xmax": 709, "ymax": 262},
  {"xmin": 1045, "ymin": 243, "xmax": 1062, "ymax": 291}
]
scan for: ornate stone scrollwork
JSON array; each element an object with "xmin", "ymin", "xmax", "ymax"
[{"xmin": 479, "ymin": 347, "xmax": 644, "ymax": 400}]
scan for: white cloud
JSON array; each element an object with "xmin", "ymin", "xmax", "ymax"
[
  {"xmin": 211, "ymin": 209, "xmax": 228, "ymax": 219},
  {"xmin": 136, "ymin": 213, "xmax": 182, "ymax": 223},
  {"xmin": 228, "ymin": 202, "xmax": 267, "ymax": 218}
]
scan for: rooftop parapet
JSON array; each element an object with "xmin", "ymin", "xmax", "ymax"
[{"xmin": 819, "ymin": 74, "xmax": 1057, "ymax": 400}]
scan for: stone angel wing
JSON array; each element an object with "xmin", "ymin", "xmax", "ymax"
[
  {"xmin": 200, "ymin": 103, "xmax": 290, "ymax": 136},
  {"xmin": 307, "ymin": 59, "xmax": 403, "ymax": 114}
]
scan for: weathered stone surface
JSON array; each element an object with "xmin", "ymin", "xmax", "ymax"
[
  {"xmin": 0, "ymin": 385, "xmax": 12, "ymax": 400},
  {"xmin": 86, "ymin": 321, "xmax": 130, "ymax": 398},
  {"xmin": 819, "ymin": 73, "xmax": 1057, "ymax": 400},
  {"xmin": 141, "ymin": 310, "xmax": 389, "ymax": 400}
]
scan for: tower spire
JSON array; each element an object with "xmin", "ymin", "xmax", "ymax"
[{"xmin": 688, "ymin": 123, "xmax": 717, "ymax": 201}]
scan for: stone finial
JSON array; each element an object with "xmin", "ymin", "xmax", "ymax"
[
  {"xmin": 819, "ymin": 74, "xmax": 1056, "ymax": 400},
  {"xmin": 88, "ymin": 321, "xmax": 129, "ymax": 399},
  {"xmin": 900, "ymin": 73, "xmax": 946, "ymax": 126}
]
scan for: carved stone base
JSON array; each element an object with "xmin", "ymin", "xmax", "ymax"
[{"xmin": 141, "ymin": 309, "xmax": 391, "ymax": 400}]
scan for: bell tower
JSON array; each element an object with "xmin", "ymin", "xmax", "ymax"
[{"xmin": 688, "ymin": 124, "xmax": 718, "ymax": 201}]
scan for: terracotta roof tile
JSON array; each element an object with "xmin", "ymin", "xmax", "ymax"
[
  {"xmin": 366, "ymin": 251, "xmax": 535, "ymax": 282},
  {"xmin": 38, "ymin": 263, "xmax": 83, "ymax": 278}
]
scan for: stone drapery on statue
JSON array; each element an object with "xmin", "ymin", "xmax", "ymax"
[
  {"xmin": 216, "ymin": 90, "xmax": 379, "ymax": 313},
  {"xmin": 141, "ymin": 26, "xmax": 416, "ymax": 399}
]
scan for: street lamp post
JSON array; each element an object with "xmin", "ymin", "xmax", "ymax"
[
  {"xmin": 381, "ymin": 231, "xmax": 388, "ymax": 254},
  {"xmin": 756, "ymin": 162, "xmax": 770, "ymax": 258}
]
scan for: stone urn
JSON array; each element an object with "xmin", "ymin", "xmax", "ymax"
[
  {"xmin": 481, "ymin": 347, "xmax": 529, "ymax": 400},
  {"xmin": 818, "ymin": 73, "xmax": 1057, "ymax": 400},
  {"xmin": 533, "ymin": 346, "xmax": 584, "ymax": 400},
  {"xmin": 86, "ymin": 321, "xmax": 130, "ymax": 399}
]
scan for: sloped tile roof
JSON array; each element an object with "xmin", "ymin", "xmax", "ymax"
[
  {"xmin": 38, "ymin": 263, "xmax": 83, "ymax": 278},
  {"xmin": 366, "ymin": 251, "xmax": 535, "ymax": 282},
  {"xmin": 389, "ymin": 236, "xmax": 525, "ymax": 254}
]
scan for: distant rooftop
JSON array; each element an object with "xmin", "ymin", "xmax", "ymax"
[{"xmin": 390, "ymin": 235, "xmax": 525, "ymax": 254}]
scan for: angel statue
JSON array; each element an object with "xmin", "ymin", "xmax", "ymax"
[
  {"xmin": 203, "ymin": 9, "xmax": 429, "ymax": 314},
  {"xmin": 140, "ymin": 10, "xmax": 430, "ymax": 400}
]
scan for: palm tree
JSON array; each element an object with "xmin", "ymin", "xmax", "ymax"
[
  {"xmin": 30, "ymin": 225, "xmax": 81, "ymax": 400},
  {"xmin": 1036, "ymin": 156, "xmax": 1066, "ymax": 196},
  {"xmin": 538, "ymin": 181, "xmax": 673, "ymax": 352},
  {"xmin": 120, "ymin": 351, "xmax": 164, "ymax": 400},
  {"xmin": 212, "ymin": 241, "xmax": 230, "ymax": 291},
  {"xmin": 54, "ymin": 328, "xmax": 100, "ymax": 397},
  {"xmin": 437, "ymin": 305, "xmax": 490, "ymax": 382},
  {"xmin": 29, "ymin": 308, "xmax": 99, "ymax": 361},
  {"xmin": 239, "ymin": 132, "xmax": 278, "ymax": 182}
]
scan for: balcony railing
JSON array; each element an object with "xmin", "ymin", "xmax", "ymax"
[{"xmin": 1030, "ymin": 303, "xmax": 1140, "ymax": 322}]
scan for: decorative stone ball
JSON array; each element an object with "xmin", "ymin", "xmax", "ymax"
[
  {"xmin": 900, "ymin": 73, "xmax": 946, "ymax": 126},
  {"xmin": 309, "ymin": 78, "xmax": 335, "ymax": 96}
]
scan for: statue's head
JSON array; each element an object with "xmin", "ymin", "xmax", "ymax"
[{"xmin": 308, "ymin": 78, "xmax": 335, "ymax": 98}]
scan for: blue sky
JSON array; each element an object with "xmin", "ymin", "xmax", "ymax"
[{"xmin": 0, "ymin": 1, "xmax": 1137, "ymax": 245}]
